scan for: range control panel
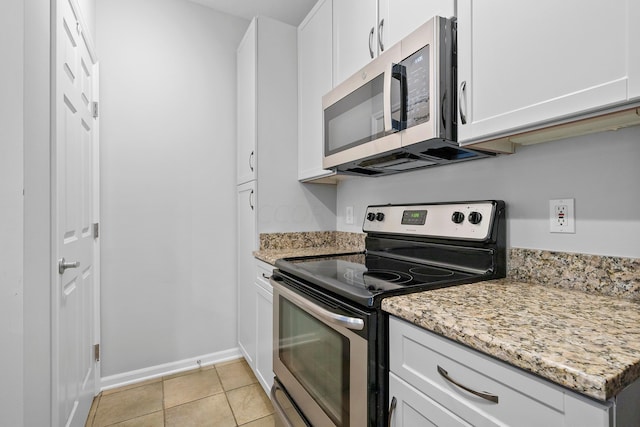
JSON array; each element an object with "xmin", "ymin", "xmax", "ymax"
[{"xmin": 362, "ymin": 202, "xmax": 497, "ymax": 240}]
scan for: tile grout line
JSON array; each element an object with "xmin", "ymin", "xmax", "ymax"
[
  {"xmin": 162, "ymin": 378, "xmax": 166, "ymax": 427},
  {"xmin": 216, "ymin": 366, "xmax": 241, "ymax": 427}
]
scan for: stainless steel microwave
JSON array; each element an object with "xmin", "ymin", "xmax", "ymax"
[{"xmin": 322, "ymin": 17, "xmax": 494, "ymax": 176}]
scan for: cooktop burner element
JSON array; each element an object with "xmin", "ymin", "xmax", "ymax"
[
  {"xmin": 409, "ymin": 266, "xmax": 455, "ymax": 277},
  {"xmin": 275, "ymin": 201, "xmax": 506, "ymax": 308}
]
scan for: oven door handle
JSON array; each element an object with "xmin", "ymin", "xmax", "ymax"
[
  {"xmin": 272, "ymin": 279, "xmax": 365, "ymax": 331},
  {"xmin": 271, "ymin": 383, "xmax": 295, "ymax": 427}
]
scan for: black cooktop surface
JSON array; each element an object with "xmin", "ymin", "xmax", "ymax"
[{"xmin": 275, "ymin": 253, "xmax": 479, "ymax": 308}]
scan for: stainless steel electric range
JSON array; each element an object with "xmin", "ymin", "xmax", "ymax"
[{"xmin": 270, "ymin": 201, "xmax": 506, "ymax": 427}]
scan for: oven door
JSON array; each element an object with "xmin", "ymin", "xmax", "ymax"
[{"xmin": 271, "ymin": 278, "xmax": 368, "ymax": 427}]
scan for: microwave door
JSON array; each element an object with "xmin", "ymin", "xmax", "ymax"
[{"xmin": 322, "ymin": 44, "xmax": 403, "ymax": 170}]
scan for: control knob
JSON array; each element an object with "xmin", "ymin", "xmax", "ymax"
[
  {"xmin": 366, "ymin": 212, "xmax": 376, "ymax": 221},
  {"xmin": 468, "ymin": 211, "xmax": 483, "ymax": 225},
  {"xmin": 375, "ymin": 212, "xmax": 385, "ymax": 221},
  {"xmin": 451, "ymin": 211, "xmax": 465, "ymax": 224}
]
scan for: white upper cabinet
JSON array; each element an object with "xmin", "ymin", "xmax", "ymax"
[
  {"xmin": 377, "ymin": 0, "xmax": 454, "ymax": 49},
  {"xmin": 298, "ymin": 0, "xmax": 336, "ymax": 182},
  {"xmin": 333, "ymin": 0, "xmax": 378, "ymax": 85},
  {"xmin": 237, "ymin": 20, "xmax": 257, "ymax": 184},
  {"xmin": 457, "ymin": 0, "xmax": 631, "ymax": 145},
  {"xmin": 333, "ymin": 0, "xmax": 454, "ymax": 85},
  {"xmin": 629, "ymin": 1, "xmax": 640, "ymax": 101}
]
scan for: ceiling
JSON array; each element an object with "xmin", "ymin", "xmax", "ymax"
[{"xmin": 188, "ymin": 0, "xmax": 318, "ymax": 26}]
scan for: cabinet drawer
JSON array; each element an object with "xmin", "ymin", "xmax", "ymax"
[
  {"xmin": 389, "ymin": 372, "xmax": 473, "ymax": 427},
  {"xmin": 389, "ymin": 317, "xmax": 611, "ymax": 427},
  {"xmin": 255, "ymin": 259, "xmax": 274, "ymax": 291}
]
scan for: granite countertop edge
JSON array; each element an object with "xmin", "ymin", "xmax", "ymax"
[
  {"xmin": 254, "ymin": 246, "xmax": 362, "ymax": 265},
  {"xmin": 382, "ymin": 279, "xmax": 640, "ymax": 402}
]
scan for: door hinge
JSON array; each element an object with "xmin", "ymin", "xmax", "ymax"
[
  {"xmin": 94, "ymin": 344, "xmax": 100, "ymax": 362},
  {"xmin": 92, "ymin": 101, "xmax": 99, "ymax": 118},
  {"xmin": 93, "ymin": 222, "xmax": 99, "ymax": 239}
]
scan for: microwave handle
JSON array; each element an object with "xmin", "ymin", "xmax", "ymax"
[
  {"xmin": 383, "ymin": 63, "xmax": 393, "ymax": 132},
  {"xmin": 391, "ymin": 63, "xmax": 407, "ymax": 131}
]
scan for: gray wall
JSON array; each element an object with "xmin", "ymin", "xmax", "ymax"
[
  {"xmin": 97, "ymin": 0, "xmax": 248, "ymax": 377},
  {"xmin": 0, "ymin": 0, "xmax": 24, "ymax": 425},
  {"xmin": 337, "ymin": 126, "xmax": 640, "ymax": 258}
]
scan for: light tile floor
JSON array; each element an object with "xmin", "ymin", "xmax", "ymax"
[{"xmin": 85, "ymin": 358, "xmax": 274, "ymax": 427}]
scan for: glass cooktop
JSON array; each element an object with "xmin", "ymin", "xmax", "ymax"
[{"xmin": 276, "ymin": 253, "xmax": 477, "ymax": 308}]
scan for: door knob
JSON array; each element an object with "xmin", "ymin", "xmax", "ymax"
[{"xmin": 58, "ymin": 257, "xmax": 80, "ymax": 274}]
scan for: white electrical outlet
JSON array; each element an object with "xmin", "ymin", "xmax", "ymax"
[
  {"xmin": 345, "ymin": 206, "xmax": 354, "ymax": 225},
  {"xmin": 549, "ymin": 199, "xmax": 575, "ymax": 233}
]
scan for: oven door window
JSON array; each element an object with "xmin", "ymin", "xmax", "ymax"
[{"xmin": 280, "ymin": 298, "xmax": 350, "ymax": 426}]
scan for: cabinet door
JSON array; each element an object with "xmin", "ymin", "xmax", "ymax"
[
  {"xmin": 298, "ymin": 0, "xmax": 335, "ymax": 181},
  {"xmin": 389, "ymin": 373, "xmax": 473, "ymax": 427},
  {"xmin": 333, "ymin": 0, "xmax": 378, "ymax": 85},
  {"xmin": 237, "ymin": 19, "xmax": 257, "ymax": 184},
  {"xmin": 389, "ymin": 317, "xmax": 613, "ymax": 427},
  {"xmin": 237, "ymin": 181, "xmax": 257, "ymax": 367},
  {"xmin": 255, "ymin": 268, "xmax": 273, "ymax": 396},
  {"xmin": 377, "ymin": 0, "xmax": 454, "ymax": 50},
  {"xmin": 629, "ymin": 1, "xmax": 640, "ymax": 101},
  {"xmin": 457, "ymin": 0, "xmax": 628, "ymax": 144}
]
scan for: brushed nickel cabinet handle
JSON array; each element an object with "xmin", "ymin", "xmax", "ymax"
[
  {"xmin": 262, "ymin": 273, "xmax": 270, "ymax": 279},
  {"xmin": 387, "ymin": 396, "xmax": 397, "ymax": 427},
  {"xmin": 458, "ymin": 81, "xmax": 468, "ymax": 125},
  {"xmin": 249, "ymin": 189, "xmax": 254, "ymax": 210},
  {"xmin": 378, "ymin": 19, "xmax": 385, "ymax": 51},
  {"xmin": 437, "ymin": 365, "xmax": 499, "ymax": 403},
  {"xmin": 249, "ymin": 151, "xmax": 254, "ymax": 172},
  {"xmin": 369, "ymin": 27, "xmax": 375, "ymax": 58}
]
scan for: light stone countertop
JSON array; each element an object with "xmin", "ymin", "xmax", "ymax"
[
  {"xmin": 382, "ymin": 279, "xmax": 640, "ymax": 401},
  {"xmin": 253, "ymin": 231, "xmax": 366, "ymax": 265}
]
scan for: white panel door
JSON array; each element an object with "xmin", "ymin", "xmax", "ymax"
[{"xmin": 53, "ymin": 0, "xmax": 98, "ymax": 425}]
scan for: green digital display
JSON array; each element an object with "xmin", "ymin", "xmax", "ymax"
[{"xmin": 401, "ymin": 210, "xmax": 427, "ymax": 225}]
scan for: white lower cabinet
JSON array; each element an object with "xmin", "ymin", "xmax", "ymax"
[
  {"xmin": 254, "ymin": 260, "xmax": 274, "ymax": 395},
  {"xmin": 237, "ymin": 182, "xmax": 257, "ymax": 368},
  {"xmin": 388, "ymin": 316, "xmax": 617, "ymax": 427},
  {"xmin": 389, "ymin": 373, "xmax": 472, "ymax": 427}
]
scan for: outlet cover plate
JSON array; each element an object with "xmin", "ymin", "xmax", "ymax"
[
  {"xmin": 345, "ymin": 206, "xmax": 354, "ymax": 225},
  {"xmin": 549, "ymin": 198, "xmax": 575, "ymax": 233}
]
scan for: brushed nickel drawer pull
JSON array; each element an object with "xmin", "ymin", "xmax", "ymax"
[
  {"xmin": 458, "ymin": 81, "xmax": 468, "ymax": 124},
  {"xmin": 368, "ymin": 27, "xmax": 375, "ymax": 58},
  {"xmin": 437, "ymin": 365, "xmax": 499, "ymax": 403},
  {"xmin": 387, "ymin": 396, "xmax": 397, "ymax": 427}
]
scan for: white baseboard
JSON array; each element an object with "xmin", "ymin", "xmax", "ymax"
[{"xmin": 100, "ymin": 347, "xmax": 243, "ymax": 392}]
